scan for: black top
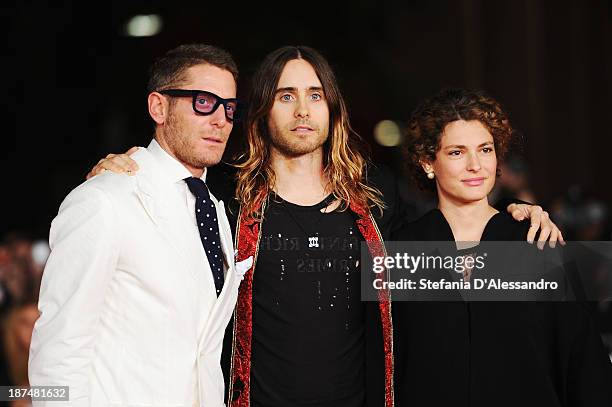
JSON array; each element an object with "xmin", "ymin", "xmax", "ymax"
[
  {"xmin": 392, "ymin": 209, "xmax": 612, "ymax": 407},
  {"xmin": 250, "ymin": 193, "xmax": 365, "ymax": 407}
]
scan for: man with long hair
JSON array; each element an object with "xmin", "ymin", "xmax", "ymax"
[
  {"xmin": 88, "ymin": 45, "xmax": 563, "ymax": 407},
  {"xmin": 229, "ymin": 46, "xmax": 393, "ymax": 407}
]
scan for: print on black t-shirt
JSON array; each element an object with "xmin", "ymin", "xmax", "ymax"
[{"xmin": 251, "ymin": 194, "xmax": 365, "ymax": 407}]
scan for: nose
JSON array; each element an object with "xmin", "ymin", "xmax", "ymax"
[
  {"xmin": 466, "ymin": 151, "xmax": 481, "ymax": 171},
  {"xmin": 294, "ymin": 96, "xmax": 309, "ymax": 119},
  {"xmin": 209, "ymin": 104, "xmax": 228, "ymax": 127}
]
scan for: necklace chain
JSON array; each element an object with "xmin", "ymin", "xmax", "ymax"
[{"xmin": 277, "ymin": 194, "xmax": 334, "ymax": 248}]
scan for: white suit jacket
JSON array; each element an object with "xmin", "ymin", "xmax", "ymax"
[{"xmin": 29, "ymin": 140, "xmax": 240, "ymax": 407}]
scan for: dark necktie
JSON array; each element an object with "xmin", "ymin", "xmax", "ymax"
[{"xmin": 184, "ymin": 177, "xmax": 224, "ymax": 296}]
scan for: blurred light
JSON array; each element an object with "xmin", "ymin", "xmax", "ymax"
[
  {"xmin": 374, "ymin": 120, "xmax": 402, "ymax": 147},
  {"xmin": 125, "ymin": 14, "xmax": 163, "ymax": 37},
  {"xmin": 31, "ymin": 240, "xmax": 50, "ymax": 267}
]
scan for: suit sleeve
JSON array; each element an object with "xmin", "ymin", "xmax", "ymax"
[
  {"xmin": 366, "ymin": 164, "xmax": 420, "ymax": 239},
  {"xmin": 28, "ymin": 183, "xmax": 120, "ymax": 407}
]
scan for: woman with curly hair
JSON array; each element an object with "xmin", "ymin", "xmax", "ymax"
[{"xmin": 392, "ymin": 88, "xmax": 612, "ymax": 406}]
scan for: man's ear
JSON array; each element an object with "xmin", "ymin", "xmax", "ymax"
[{"xmin": 148, "ymin": 92, "xmax": 168, "ymax": 125}]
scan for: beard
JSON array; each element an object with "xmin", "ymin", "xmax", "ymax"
[
  {"xmin": 163, "ymin": 108, "xmax": 226, "ymax": 169},
  {"xmin": 268, "ymin": 119, "xmax": 329, "ymax": 157}
]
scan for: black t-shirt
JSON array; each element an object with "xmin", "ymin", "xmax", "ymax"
[{"xmin": 250, "ymin": 193, "xmax": 365, "ymax": 407}]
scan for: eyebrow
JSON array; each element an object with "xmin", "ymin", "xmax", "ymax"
[
  {"xmin": 275, "ymin": 86, "xmax": 324, "ymax": 94},
  {"xmin": 443, "ymin": 141, "xmax": 494, "ymax": 149}
]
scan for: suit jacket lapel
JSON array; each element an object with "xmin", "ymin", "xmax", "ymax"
[
  {"xmin": 212, "ymin": 199, "xmax": 240, "ymax": 300},
  {"xmin": 134, "ymin": 161, "xmax": 211, "ymax": 292},
  {"xmin": 196, "ymin": 198, "xmax": 241, "ymax": 350}
]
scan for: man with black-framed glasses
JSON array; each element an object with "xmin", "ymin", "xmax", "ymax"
[
  {"xmin": 158, "ymin": 89, "xmax": 240, "ymax": 122},
  {"xmin": 28, "ymin": 43, "xmax": 252, "ymax": 407}
]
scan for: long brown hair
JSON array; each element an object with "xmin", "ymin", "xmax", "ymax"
[{"xmin": 235, "ymin": 46, "xmax": 384, "ymax": 219}]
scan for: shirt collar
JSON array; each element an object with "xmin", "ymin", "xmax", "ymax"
[{"xmin": 147, "ymin": 139, "xmax": 207, "ymax": 184}]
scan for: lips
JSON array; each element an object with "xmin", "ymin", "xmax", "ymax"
[
  {"xmin": 201, "ymin": 136, "xmax": 224, "ymax": 144},
  {"xmin": 462, "ymin": 177, "xmax": 486, "ymax": 186},
  {"xmin": 291, "ymin": 125, "xmax": 314, "ymax": 131}
]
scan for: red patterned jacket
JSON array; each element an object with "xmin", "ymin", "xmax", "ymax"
[{"xmin": 227, "ymin": 195, "xmax": 394, "ymax": 407}]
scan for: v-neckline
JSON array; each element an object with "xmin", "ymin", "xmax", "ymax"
[{"xmin": 433, "ymin": 208, "xmax": 504, "ymax": 244}]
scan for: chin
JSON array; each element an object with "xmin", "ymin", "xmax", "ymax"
[
  {"xmin": 188, "ymin": 152, "xmax": 223, "ymax": 168},
  {"xmin": 293, "ymin": 144, "xmax": 320, "ymax": 155},
  {"xmin": 450, "ymin": 190, "xmax": 489, "ymax": 203},
  {"xmin": 277, "ymin": 142, "xmax": 318, "ymax": 156},
  {"xmin": 202, "ymin": 156, "xmax": 224, "ymax": 167}
]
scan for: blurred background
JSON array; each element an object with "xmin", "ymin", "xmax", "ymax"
[{"xmin": 1, "ymin": 0, "xmax": 610, "ymax": 398}]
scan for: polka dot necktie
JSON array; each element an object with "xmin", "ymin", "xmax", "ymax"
[{"xmin": 184, "ymin": 177, "xmax": 224, "ymax": 296}]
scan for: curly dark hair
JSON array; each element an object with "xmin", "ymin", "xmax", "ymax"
[{"xmin": 404, "ymin": 88, "xmax": 516, "ymax": 191}]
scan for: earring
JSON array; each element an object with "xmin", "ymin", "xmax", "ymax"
[{"xmin": 427, "ymin": 172, "xmax": 435, "ymax": 179}]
